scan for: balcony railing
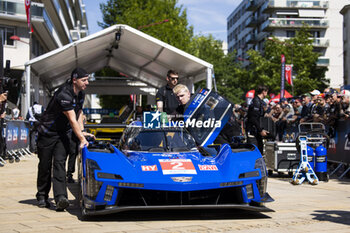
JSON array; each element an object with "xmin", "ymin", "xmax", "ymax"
[
  {"xmin": 317, "ymin": 57, "xmax": 329, "ymax": 66},
  {"xmin": 246, "ymin": 33, "xmax": 257, "ymax": 44},
  {"xmin": 0, "ymin": 0, "xmax": 44, "ymax": 18},
  {"xmin": 272, "ymin": 37, "xmax": 329, "ymax": 47},
  {"xmin": 287, "ymin": 0, "xmax": 329, "ymax": 8},
  {"xmin": 246, "ymin": 0, "xmax": 258, "ymax": 11},
  {"xmin": 262, "ymin": 0, "xmax": 329, "ymax": 12},
  {"xmin": 312, "ymin": 38, "xmax": 329, "ymax": 47},
  {"xmin": 246, "ymin": 17, "xmax": 258, "ymax": 28},
  {"xmin": 263, "ymin": 18, "xmax": 329, "ymax": 30}
]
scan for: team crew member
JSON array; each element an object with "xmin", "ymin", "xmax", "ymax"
[
  {"xmin": 36, "ymin": 68, "xmax": 90, "ymax": 211},
  {"xmin": 66, "ymin": 114, "xmax": 87, "ymax": 183},
  {"xmin": 246, "ymin": 85, "xmax": 269, "ymax": 154},
  {"xmin": 173, "ymin": 84, "xmax": 191, "ymax": 116},
  {"xmin": 156, "ymin": 70, "xmax": 180, "ymax": 114}
]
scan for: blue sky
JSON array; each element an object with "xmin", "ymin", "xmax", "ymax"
[{"xmin": 83, "ymin": 0, "xmax": 240, "ymax": 42}]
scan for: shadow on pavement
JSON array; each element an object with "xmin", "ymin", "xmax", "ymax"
[
  {"xmin": 19, "ymin": 198, "xmax": 56, "ymax": 211},
  {"xmin": 80, "ymin": 209, "xmax": 271, "ymax": 222},
  {"xmin": 19, "ymin": 181, "xmax": 272, "ymax": 221},
  {"xmin": 311, "ymin": 210, "xmax": 350, "ymax": 226},
  {"xmin": 19, "ymin": 182, "xmax": 82, "ymax": 214}
]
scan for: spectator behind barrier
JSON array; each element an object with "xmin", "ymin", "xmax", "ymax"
[
  {"xmin": 300, "ymin": 94, "xmax": 314, "ymax": 123},
  {"xmin": 26, "ymin": 101, "xmax": 44, "ymax": 153},
  {"xmin": 11, "ymin": 106, "xmax": 22, "ymax": 120}
]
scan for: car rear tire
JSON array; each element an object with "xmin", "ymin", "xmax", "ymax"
[{"xmin": 78, "ymin": 180, "xmax": 88, "ymax": 219}]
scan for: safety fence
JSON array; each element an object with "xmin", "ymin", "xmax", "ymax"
[
  {"xmin": 0, "ymin": 120, "xmax": 32, "ymax": 166},
  {"xmin": 261, "ymin": 116, "xmax": 350, "ymax": 164}
]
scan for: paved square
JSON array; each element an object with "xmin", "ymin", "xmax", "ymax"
[{"xmin": 0, "ymin": 157, "xmax": 349, "ymax": 232}]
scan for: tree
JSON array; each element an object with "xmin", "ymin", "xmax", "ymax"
[
  {"xmin": 189, "ymin": 35, "xmax": 244, "ymax": 103},
  {"xmin": 240, "ymin": 26, "xmax": 329, "ymax": 96},
  {"xmin": 97, "ymin": 0, "xmax": 245, "ymax": 105},
  {"xmin": 99, "ymin": 0, "xmax": 193, "ymax": 52}
]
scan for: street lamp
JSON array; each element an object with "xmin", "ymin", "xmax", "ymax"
[{"xmin": 10, "ymin": 35, "xmax": 29, "ymax": 45}]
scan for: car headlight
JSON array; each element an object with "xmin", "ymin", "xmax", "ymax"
[
  {"xmin": 254, "ymin": 158, "xmax": 267, "ymax": 177},
  {"xmin": 254, "ymin": 157, "xmax": 267, "ymax": 197},
  {"xmin": 85, "ymin": 159, "xmax": 103, "ymax": 200}
]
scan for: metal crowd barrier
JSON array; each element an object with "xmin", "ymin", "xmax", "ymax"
[{"xmin": 0, "ymin": 120, "xmax": 33, "ymax": 167}]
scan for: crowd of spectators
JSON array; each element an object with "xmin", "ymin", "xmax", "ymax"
[{"xmin": 232, "ymin": 88, "xmax": 350, "ymax": 142}]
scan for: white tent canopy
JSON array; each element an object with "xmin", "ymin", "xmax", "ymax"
[{"xmin": 23, "ymin": 24, "xmax": 213, "ymax": 114}]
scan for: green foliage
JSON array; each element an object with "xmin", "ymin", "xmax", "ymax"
[
  {"xmin": 95, "ymin": 67, "xmax": 119, "ymax": 77},
  {"xmin": 99, "ymin": 95, "xmax": 130, "ymax": 110},
  {"xmin": 97, "ymin": 0, "xmax": 245, "ymax": 106},
  {"xmin": 242, "ymin": 26, "xmax": 329, "ymax": 97},
  {"xmin": 99, "ymin": 0, "xmax": 193, "ymax": 51},
  {"xmin": 189, "ymin": 35, "xmax": 244, "ymax": 104}
]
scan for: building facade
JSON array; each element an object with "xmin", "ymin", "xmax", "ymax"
[
  {"xmin": 340, "ymin": 4, "xmax": 350, "ymax": 86},
  {"xmin": 0, "ymin": 0, "xmax": 88, "ymax": 114},
  {"xmin": 227, "ymin": 0, "xmax": 347, "ymax": 88}
]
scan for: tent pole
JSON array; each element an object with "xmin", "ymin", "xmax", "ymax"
[
  {"xmin": 24, "ymin": 65, "xmax": 31, "ymax": 118},
  {"xmin": 206, "ymin": 67, "xmax": 212, "ymax": 90}
]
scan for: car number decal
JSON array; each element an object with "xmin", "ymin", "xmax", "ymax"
[
  {"xmin": 198, "ymin": 165, "xmax": 218, "ymax": 171},
  {"xmin": 141, "ymin": 165, "xmax": 158, "ymax": 171},
  {"xmin": 159, "ymin": 159, "xmax": 197, "ymax": 175}
]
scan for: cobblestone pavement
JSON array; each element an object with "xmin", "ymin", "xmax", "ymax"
[{"xmin": 0, "ymin": 156, "xmax": 349, "ymax": 233}]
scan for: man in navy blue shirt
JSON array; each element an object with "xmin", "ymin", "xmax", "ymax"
[{"xmin": 156, "ymin": 70, "xmax": 180, "ymax": 114}]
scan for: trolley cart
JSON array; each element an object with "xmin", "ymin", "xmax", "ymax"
[
  {"xmin": 265, "ymin": 141, "xmax": 300, "ymax": 176},
  {"xmin": 291, "ymin": 123, "xmax": 329, "ymax": 185}
]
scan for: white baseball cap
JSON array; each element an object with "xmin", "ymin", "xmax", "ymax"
[{"xmin": 310, "ymin": 89, "xmax": 321, "ymax": 96}]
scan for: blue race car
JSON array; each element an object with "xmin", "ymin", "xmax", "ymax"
[{"xmin": 78, "ymin": 89, "xmax": 274, "ymax": 216}]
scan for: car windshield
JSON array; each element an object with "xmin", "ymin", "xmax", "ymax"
[{"xmin": 121, "ymin": 127, "xmax": 197, "ymax": 152}]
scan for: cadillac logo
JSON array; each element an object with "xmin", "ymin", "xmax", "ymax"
[{"xmin": 171, "ymin": 177, "xmax": 192, "ymax": 182}]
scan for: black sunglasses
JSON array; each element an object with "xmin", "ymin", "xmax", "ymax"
[{"xmin": 168, "ymin": 76, "xmax": 179, "ymax": 81}]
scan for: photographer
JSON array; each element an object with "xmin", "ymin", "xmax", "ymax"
[
  {"xmin": 0, "ymin": 92, "xmax": 7, "ymax": 161},
  {"xmin": 0, "ymin": 92, "xmax": 7, "ymax": 103}
]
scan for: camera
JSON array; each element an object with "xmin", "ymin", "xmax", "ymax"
[
  {"xmin": 0, "ymin": 77, "xmax": 18, "ymax": 93},
  {"xmin": 0, "ymin": 60, "xmax": 19, "ymax": 114},
  {"xmin": 0, "ymin": 60, "xmax": 18, "ymax": 93}
]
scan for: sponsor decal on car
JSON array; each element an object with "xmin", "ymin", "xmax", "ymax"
[
  {"xmin": 141, "ymin": 165, "xmax": 158, "ymax": 171},
  {"xmin": 159, "ymin": 159, "xmax": 197, "ymax": 175},
  {"xmin": 198, "ymin": 164, "xmax": 218, "ymax": 171},
  {"xmin": 171, "ymin": 177, "xmax": 193, "ymax": 182},
  {"xmin": 143, "ymin": 110, "xmax": 221, "ymax": 129}
]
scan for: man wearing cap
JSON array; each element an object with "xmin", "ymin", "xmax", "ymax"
[
  {"xmin": 310, "ymin": 89, "xmax": 321, "ymax": 102},
  {"xmin": 35, "ymin": 67, "xmax": 91, "ymax": 211}
]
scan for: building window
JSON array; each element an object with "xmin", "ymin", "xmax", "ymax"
[
  {"xmin": 310, "ymin": 31, "xmax": 321, "ymax": 38},
  {"xmin": 0, "ymin": 26, "xmax": 15, "ymax": 46},
  {"xmin": 286, "ymin": 31, "xmax": 295, "ymax": 38},
  {"xmin": 32, "ymin": 35, "xmax": 45, "ymax": 57}
]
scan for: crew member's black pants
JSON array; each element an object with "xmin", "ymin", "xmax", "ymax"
[
  {"xmin": 36, "ymin": 132, "xmax": 70, "ymax": 203},
  {"xmin": 0, "ymin": 119, "xmax": 6, "ymax": 158},
  {"xmin": 67, "ymin": 134, "xmax": 78, "ymax": 177},
  {"xmin": 29, "ymin": 122, "xmax": 39, "ymax": 153},
  {"xmin": 247, "ymin": 132, "xmax": 264, "ymax": 155}
]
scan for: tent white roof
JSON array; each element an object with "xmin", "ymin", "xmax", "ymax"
[{"xmin": 25, "ymin": 24, "xmax": 214, "ymax": 91}]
